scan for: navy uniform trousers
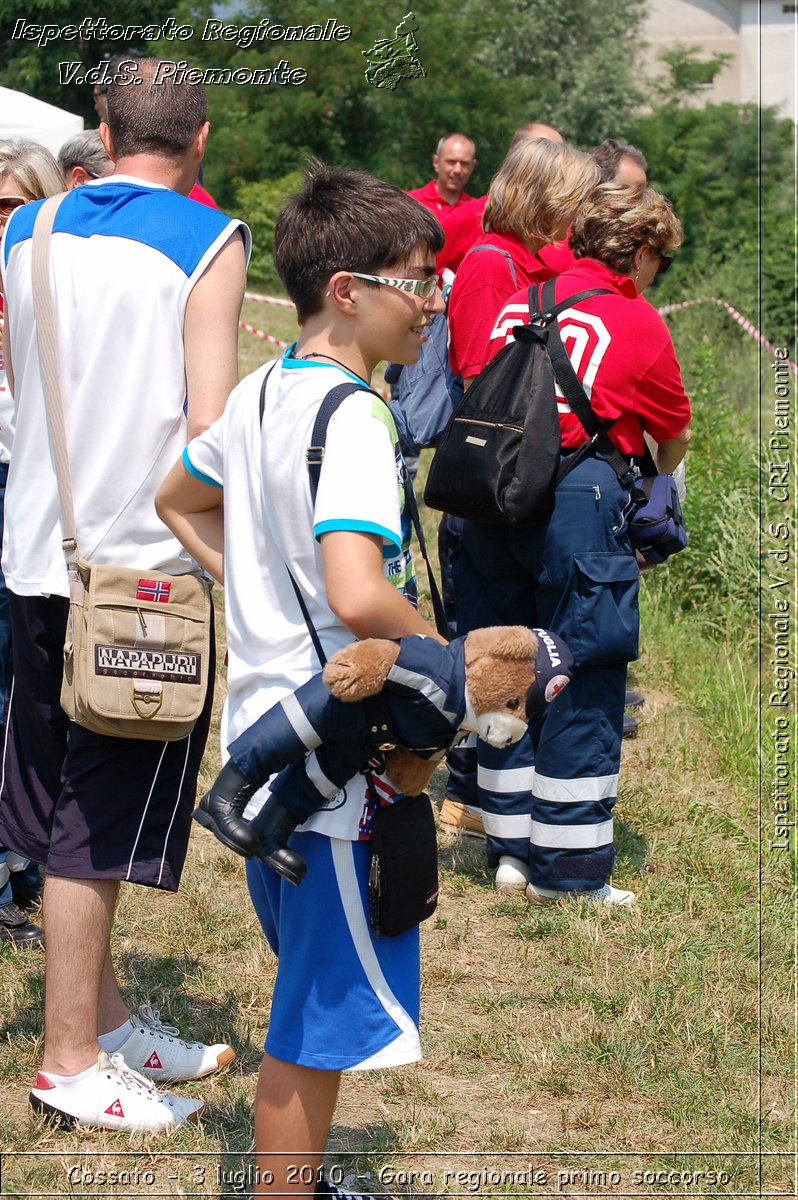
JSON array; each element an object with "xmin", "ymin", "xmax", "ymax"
[{"xmin": 452, "ymin": 454, "xmax": 640, "ymax": 892}]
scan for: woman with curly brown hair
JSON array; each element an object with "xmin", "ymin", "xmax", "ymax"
[{"xmin": 452, "ymin": 182, "xmax": 692, "ymax": 905}]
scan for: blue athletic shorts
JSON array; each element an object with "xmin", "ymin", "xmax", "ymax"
[{"xmin": 246, "ymin": 832, "xmax": 421, "ymax": 1071}]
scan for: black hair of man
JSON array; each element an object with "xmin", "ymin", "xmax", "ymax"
[
  {"xmin": 106, "ymin": 58, "xmax": 208, "ymax": 160},
  {"xmin": 273, "ymin": 159, "xmax": 444, "ymax": 323},
  {"xmin": 591, "ymin": 138, "xmax": 648, "ymax": 183}
]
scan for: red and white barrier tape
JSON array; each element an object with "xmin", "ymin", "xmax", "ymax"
[
  {"xmin": 658, "ymin": 296, "xmax": 796, "ymax": 374},
  {"xmin": 244, "ymin": 291, "xmax": 295, "ymax": 309},
  {"xmin": 238, "ymin": 322, "xmax": 390, "ymax": 400},
  {"xmin": 239, "ymin": 322, "xmax": 290, "ymax": 350}
]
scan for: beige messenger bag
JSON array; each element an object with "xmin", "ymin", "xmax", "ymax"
[{"xmin": 32, "ymin": 194, "xmax": 211, "ymax": 741}]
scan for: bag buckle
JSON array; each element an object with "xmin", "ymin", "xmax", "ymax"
[{"xmin": 132, "ymin": 684, "xmax": 164, "ymax": 720}]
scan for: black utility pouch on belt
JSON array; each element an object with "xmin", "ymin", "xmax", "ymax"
[{"xmin": 368, "ymin": 792, "xmax": 439, "ymax": 938}]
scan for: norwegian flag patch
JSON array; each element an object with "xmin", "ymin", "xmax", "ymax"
[
  {"xmin": 105, "ymin": 1098, "xmax": 125, "ymax": 1117},
  {"xmin": 136, "ymin": 579, "xmax": 171, "ymax": 603},
  {"xmin": 144, "ymin": 1051, "xmax": 163, "ymax": 1070}
]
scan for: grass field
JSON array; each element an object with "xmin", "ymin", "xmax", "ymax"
[{"xmin": 0, "ymin": 303, "xmax": 792, "ymax": 1198}]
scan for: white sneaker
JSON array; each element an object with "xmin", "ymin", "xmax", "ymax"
[
  {"xmin": 495, "ymin": 856, "xmax": 532, "ymax": 892},
  {"xmin": 116, "ymin": 1003, "xmax": 236, "ymax": 1083},
  {"xmin": 30, "ymin": 1051, "xmax": 204, "ymax": 1131},
  {"xmin": 526, "ymin": 881, "xmax": 637, "ymax": 907}
]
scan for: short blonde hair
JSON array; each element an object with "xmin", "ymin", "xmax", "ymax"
[
  {"xmin": 569, "ymin": 182, "xmax": 683, "ymax": 273},
  {"xmin": 483, "ymin": 139, "xmax": 599, "ymax": 247},
  {"xmin": 0, "ymin": 138, "xmax": 65, "ymax": 202}
]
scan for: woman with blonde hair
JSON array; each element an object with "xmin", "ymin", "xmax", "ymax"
[
  {"xmin": 451, "ymin": 182, "xmax": 692, "ymax": 906},
  {"xmin": 0, "ymin": 137, "xmax": 64, "ymax": 944},
  {"xmin": 447, "ymin": 137, "xmax": 600, "ymax": 383}
]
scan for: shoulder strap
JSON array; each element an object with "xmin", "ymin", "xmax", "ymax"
[
  {"xmin": 305, "ymin": 381, "xmax": 448, "ymax": 637},
  {"xmin": 30, "ymin": 192, "xmax": 77, "ymax": 569},
  {"xmin": 465, "ymin": 243, "xmax": 518, "ymax": 288},
  {"xmin": 259, "ymin": 372, "xmax": 448, "ymax": 659},
  {"xmin": 535, "ymin": 279, "xmax": 637, "ymax": 490}
]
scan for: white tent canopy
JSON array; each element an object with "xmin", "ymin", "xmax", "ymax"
[{"xmin": 0, "ymin": 87, "xmax": 84, "ymax": 156}]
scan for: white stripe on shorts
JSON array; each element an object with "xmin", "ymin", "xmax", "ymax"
[
  {"xmin": 331, "ymin": 839, "xmax": 421, "ymax": 1070},
  {"xmin": 157, "ymin": 734, "xmax": 192, "ymax": 886},
  {"xmin": 126, "ymin": 741, "xmax": 169, "ymax": 880},
  {"xmin": 530, "ymin": 817, "xmax": 614, "ymax": 849}
]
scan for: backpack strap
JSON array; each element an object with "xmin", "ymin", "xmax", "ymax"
[
  {"xmin": 259, "ymin": 367, "xmax": 448, "ymax": 645},
  {"xmin": 532, "ymin": 279, "xmax": 637, "ymax": 491},
  {"xmin": 465, "ymin": 243, "xmax": 518, "ymax": 288}
]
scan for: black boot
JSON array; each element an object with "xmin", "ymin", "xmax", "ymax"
[
  {"xmin": 193, "ymin": 762, "xmax": 261, "ymax": 857},
  {"xmin": 251, "ymin": 799, "xmax": 308, "ymax": 886}
]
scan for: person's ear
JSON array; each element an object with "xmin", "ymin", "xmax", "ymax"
[
  {"xmin": 633, "ymin": 245, "xmax": 648, "ymax": 271},
  {"xmin": 432, "ymin": 153, "xmax": 440, "ymax": 174},
  {"xmin": 98, "ymin": 122, "xmax": 116, "ymax": 163},
  {"xmin": 327, "ymin": 271, "xmax": 358, "ymax": 314},
  {"xmin": 195, "ymin": 121, "xmax": 210, "ymax": 161},
  {"xmin": 68, "ymin": 166, "xmax": 90, "ymax": 190}
]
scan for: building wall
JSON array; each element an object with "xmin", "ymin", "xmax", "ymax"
[
  {"xmin": 642, "ymin": 0, "xmax": 796, "ymax": 116},
  {"xmin": 740, "ymin": 0, "xmax": 796, "ymax": 117}
]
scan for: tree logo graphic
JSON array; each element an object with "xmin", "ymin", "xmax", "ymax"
[{"xmin": 363, "ymin": 12, "xmax": 426, "ymax": 91}]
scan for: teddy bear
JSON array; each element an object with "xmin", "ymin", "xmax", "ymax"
[{"xmin": 194, "ymin": 625, "xmax": 573, "ymax": 884}]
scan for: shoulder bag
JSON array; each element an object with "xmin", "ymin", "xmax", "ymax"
[{"xmin": 31, "ymin": 194, "xmax": 212, "ymax": 740}]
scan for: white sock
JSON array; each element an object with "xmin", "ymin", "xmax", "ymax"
[
  {"xmin": 97, "ymin": 1017, "xmax": 133, "ymax": 1054},
  {"xmin": 40, "ymin": 1061, "xmax": 98, "ymax": 1088}
]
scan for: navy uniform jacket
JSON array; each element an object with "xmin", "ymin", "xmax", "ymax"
[{"xmin": 228, "ymin": 635, "xmax": 468, "ymax": 829}]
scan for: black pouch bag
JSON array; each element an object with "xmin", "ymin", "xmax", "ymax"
[{"xmin": 368, "ymin": 792, "xmax": 439, "ymax": 938}]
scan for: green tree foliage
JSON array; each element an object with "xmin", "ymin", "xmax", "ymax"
[
  {"xmin": 0, "ymin": 0, "xmax": 182, "ymax": 125},
  {"xmin": 233, "ymin": 170, "xmax": 303, "ymax": 290},
  {"xmin": 165, "ymin": 0, "xmax": 648, "ymax": 205},
  {"xmin": 631, "ymin": 100, "xmax": 794, "ymax": 349}
]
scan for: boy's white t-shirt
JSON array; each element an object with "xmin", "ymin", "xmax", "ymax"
[{"xmin": 185, "ymin": 348, "xmax": 417, "ymax": 840}]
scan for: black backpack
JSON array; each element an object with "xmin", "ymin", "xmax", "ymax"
[{"xmin": 424, "ymin": 278, "xmax": 634, "ymax": 527}]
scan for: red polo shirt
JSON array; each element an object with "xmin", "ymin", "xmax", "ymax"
[
  {"xmin": 407, "ymin": 179, "xmax": 473, "ymax": 218},
  {"xmin": 484, "ymin": 258, "xmax": 691, "ymax": 456},
  {"xmin": 437, "ymin": 195, "xmax": 487, "ymax": 273},
  {"xmin": 447, "ymin": 230, "xmax": 560, "ymax": 379}
]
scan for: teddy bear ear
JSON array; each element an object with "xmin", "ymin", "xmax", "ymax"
[
  {"xmin": 465, "ymin": 625, "xmax": 538, "ymax": 662},
  {"xmin": 323, "ymin": 639, "xmax": 401, "ymax": 702}
]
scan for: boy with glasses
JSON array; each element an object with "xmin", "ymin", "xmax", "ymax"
[{"xmin": 156, "ymin": 160, "xmax": 445, "ymax": 1198}]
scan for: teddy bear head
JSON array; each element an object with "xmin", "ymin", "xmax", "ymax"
[{"xmin": 462, "ymin": 625, "xmax": 573, "ymax": 748}]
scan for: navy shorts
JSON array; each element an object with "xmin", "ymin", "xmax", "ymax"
[{"xmin": 0, "ymin": 592, "xmax": 215, "ymax": 891}]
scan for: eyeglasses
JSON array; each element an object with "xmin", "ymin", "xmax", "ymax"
[
  {"xmin": 656, "ymin": 253, "xmax": 673, "ymax": 276},
  {"xmin": 350, "ymin": 272, "xmax": 440, "ymax": 299},
  {"xmin": 0, "ymin": 196, "xmax": 27, "ymax": 217}
]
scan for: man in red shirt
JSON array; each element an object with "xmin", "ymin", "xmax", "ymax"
[
  {"xmin": 437, "ymin": 123, "xmax": 562, "ymax": 273},
  {"xmin": 408, "ymin": 133, "xmax": 476, "ymax": 218}
]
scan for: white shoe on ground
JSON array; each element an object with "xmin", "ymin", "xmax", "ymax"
[
  {"xmin": 319, "ymin": 1175, "xmax": 380, "ymax": 1200},
  {"xmin": 495, "ymin": 856, "xmax": 532, "ymax": 892},
  {"xmin": 525, "ymin": 881, "xmax": 637, "ymax": 907},
  {"xmin": 116, "ymin": 1003, "xmax": 236, "ymax": 1083},
  {"xmin": 29, "ymin": 1051, "xmax": 204, "ymax": 1131}
]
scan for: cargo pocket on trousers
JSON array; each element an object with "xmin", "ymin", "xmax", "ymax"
[{"xmin": 568, "ymin": 553, "xmax": 640, "ymax": 666}]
